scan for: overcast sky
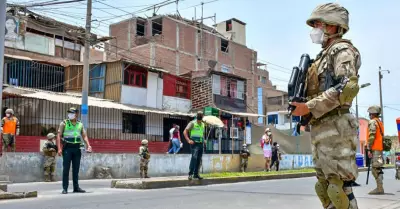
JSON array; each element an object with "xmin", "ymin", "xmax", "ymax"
[{"xmin": 12, "ymin": 0, "xmax": 400, "ymax": 135}]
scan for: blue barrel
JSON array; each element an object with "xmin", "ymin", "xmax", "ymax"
[{"xmin": 356, "ymin": 153, "xmax": 364, "ymax": 167}]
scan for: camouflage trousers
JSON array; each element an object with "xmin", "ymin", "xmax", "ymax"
[
  {"xmin": 311, "ymin": 113, "xmax": 359, "ymax": 209},
  {"xmin": 240, "ymin": 158, "xmax": 248, "ymax": 172},
  {"xmin": 44, "ymin": 156, "xmax": 56, "ymax": 181},
  {"xmin": 371, "ymin": 150, "xmax": 384, "ymax": 188},
  {"xmin": 2, "ymin": 134, "xmax": 15, "ymax": 152},
  {"xmin": 140, "ymin": 158, "xmax": 149, "ymax": 176}
]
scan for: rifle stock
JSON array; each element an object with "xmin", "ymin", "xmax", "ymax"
[{"xmin": 287, "ymin": 54, "xmax": 313, "ymax": 134}]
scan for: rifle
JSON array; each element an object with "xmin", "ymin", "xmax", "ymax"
[
  {"xmin": 366, "ymin": 148, "xmax": 371, "ymax": 185},
  {"xmin": 287, "ymin": 54, "xmax": 314, "ymax": 134},
  {"xmin": 46, "ymin": 142, "xmax": 58, "ymax": 152}
]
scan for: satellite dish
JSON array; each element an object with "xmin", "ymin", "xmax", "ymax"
[{"xmin": 208, "ymin": 60, "xmax": 217, "ymax": 69}]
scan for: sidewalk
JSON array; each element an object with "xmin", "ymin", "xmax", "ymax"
[{"xmin": 112, "ymin": 166, "xmax": 394, "ymax": 190}]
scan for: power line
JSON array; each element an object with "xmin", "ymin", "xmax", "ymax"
[{"xmin": 26, "ymin": 0, "xmax": 85, "ymax": 7}]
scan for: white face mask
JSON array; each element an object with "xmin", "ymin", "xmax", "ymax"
[
  {"xmin": 310, "ymin": 28, "xmax": 325, "ymax": 44},
  {"xmin": 5, "ymin": 114, "xmax": 10, "ymax": 118},
  {"xmin": 68, "ymin": 113, "xmax": 76, "ymax": 120}
]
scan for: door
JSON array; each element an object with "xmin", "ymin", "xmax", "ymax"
[{"xmin": 163, "ymin": 117, "xmax": 191, "ymax": 154}]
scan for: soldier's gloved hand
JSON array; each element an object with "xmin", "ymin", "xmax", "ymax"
[{"xmin": 339, "ymin": 76, "xmax": 359, "ymax": 105}]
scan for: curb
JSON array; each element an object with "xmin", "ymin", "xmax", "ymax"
[
  {"xmin": 0, "ymin": 191, "xmax": 38, "ymax": 200},
  {"xmin": 112, "ymin": 166, "xmax": 394, "ymax": 190}
]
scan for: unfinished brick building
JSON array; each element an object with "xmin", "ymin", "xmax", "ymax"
[{"xmin": 107, "ymin": 15, "xmax": 273, "ymax": 123}]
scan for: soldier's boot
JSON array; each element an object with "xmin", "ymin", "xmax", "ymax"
[
  {"xmin": 369, "ymin": 170, "xmax": 384, "ymax": 195},
  {"xmin": 343, "ymin": 181, "xmax": 359, "ymax": 209},
  {"xmin": 327, "ymin": 177, "xmax": 350, "ymax": 209},
  {"xmin": 44, "ymin": 175, "xmax": 51, "ymax": 182},
  {"xmin": 144, "ymin": 169, "xmax": 150, "ymax": 178},
  {"xmin": 315, "ymin": 178, "xmax": 332, "ymax": 209}
]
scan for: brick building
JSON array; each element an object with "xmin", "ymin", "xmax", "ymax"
[{"xmin": 107, "ymin": 15, "xmax": 274, "ymax": 123}]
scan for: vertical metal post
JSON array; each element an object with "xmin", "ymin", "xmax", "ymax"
[
  {"xmin": 378, "ymin": 68, "xmax": 384, "ymax": 124},
  {"xmin": 81, "ymin": 0, "xmax": 92, "ymax": 132},
  {"xmin": 356, "ymin": 95, "xmax": 360, "ymax": 153},
  {"xmin": 0, "ymin": 1, "xmax": 6, "ymax": 114}
]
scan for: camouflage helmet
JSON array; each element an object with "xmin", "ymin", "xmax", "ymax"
[
  {"xmin": 47, "ymin": 133, "xmax": 56, "ymax": 140},
  {"xmin": 141, "ymin": 139, "xmax": 148, "ymax": 145},
  {"xmin": 5, "ymin": 109, "xmax": 14, "ymax": 115},
  {"xmin": 367, "ymin": 105, "xmax": 381, "ymax": 114},
  {"xmin": 306, "ymin": 3, "xmax": 350, "ymax": 34}
]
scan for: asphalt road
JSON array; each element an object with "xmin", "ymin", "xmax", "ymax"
[{"xmin": 1, "ymin": 170, "xmax": 400, "ymax": 209}]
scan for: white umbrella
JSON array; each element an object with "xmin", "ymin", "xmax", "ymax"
[{"xmin": 202, "ymin": 115, "xmax": 224, "ymax": 128}]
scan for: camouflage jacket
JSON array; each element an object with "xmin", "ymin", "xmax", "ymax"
[
  {"xmin": 305, "ymin": 39, "xmax": 361, "ymax": 119},
  {"xmin": 139, "ymin": 146, "xmax": 150, "ymax": 159},
  {"xmin": 42, "ymin": 140, "xmax": 57, "ymax": 157}
]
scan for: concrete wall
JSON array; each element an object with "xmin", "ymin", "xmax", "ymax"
[{"xmin": 0, "ymin": 152, "xmax": 314, "ymax": 183}]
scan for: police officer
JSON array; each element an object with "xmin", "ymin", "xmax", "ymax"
[
  {"xmin": 184, "ymin": 111, "xmax": 205, "ymax": 180},
  {"xmin": 1, "ymin": 109, "xmax": 20, "ymax": 152},
  {"xmin": 57, "ymin": 107, "xmax": 92, "ymax": 194},
  {"xmin": 366, "ymin": 105, "xmax": 385, "ymax": 195},
  {"xmin": 290, "ymin": 3, "xmax": 361, "ymax": 209}
]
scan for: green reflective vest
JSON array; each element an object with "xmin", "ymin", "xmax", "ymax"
[
  {"xmin": 190, "ymin": 121, "xmax": 205, "ymax": 143},
  {"xmin": 63, "ymin": 120, "xmax": 83, "ymax": 144}
]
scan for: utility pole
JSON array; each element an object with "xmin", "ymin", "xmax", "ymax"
[
  {"xmin": 378, "ymin": 67, "xmax": 383, "ymax": 124},
  {"xmin": 378, "ymin": 66, "xmax": 390, "ymax": 124},
  {"xmin": 355, "ymin": 83, "xmax": 371, "ymax": 153},
  {"xmin": 81, "ymin": 0, "xmax": 92, "ymax": 134},
  {"xmin": 0, "ymin": 1, "xmax": 6, "ymax": 114}
]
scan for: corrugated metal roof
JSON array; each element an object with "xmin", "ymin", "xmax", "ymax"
[
  {"xmin": 69, "ymin": 59, "xmax": 169, "ymax": 73},
  {"xmin": 215, "ymin": 107, "xmax": 266, "ymax": 117},
  {"xmin": 3, "ymin": 85, "xmax": 195, "ymax": 117}
]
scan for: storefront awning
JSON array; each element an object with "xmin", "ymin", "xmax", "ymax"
[{"xmin": 216, "ymin": 107, "xmax": 266, "ymax": 117}]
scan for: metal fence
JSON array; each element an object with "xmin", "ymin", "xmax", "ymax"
[
  {"xmin": 2, "ymin": 96, "xmax": 245, "ymax": 154},
  {"xmin": 5, "ymin": 59, "xmax": 65, "ymax": 92}
]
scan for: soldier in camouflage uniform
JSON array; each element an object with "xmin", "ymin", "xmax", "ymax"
[
  {"xmin": 139, "ymin": 139, "xmax": 150, "ymax": 178},
  {"xmin": 42, "ymin": 133, "xmax": 58, "ymax": 182},
  {"xmin": 1, "ymin": 109, "xmax": 20, "ymax": 153},
  {"xmin": 240, "ymin": 144, "xmax": 251, "ymax": 172},
  {"xmin": 291, "ymin": 3, "xmax": 361, "ymax": 209},
  {"xmin": 366, "ymin": 105, "xmax": 385, "ymax": 195}
]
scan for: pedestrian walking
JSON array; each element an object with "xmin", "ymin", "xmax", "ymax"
[
  {"xmin": 270, "ymin": 142, "xmax": 281, "ymax": 171},
  {"xmin": 168, "ymin": 125, "xmax": 182, "ymax": 154},
  {"xmin": 184, "ymin": 111, "xmax": 205, "ymax": 180},
  {"xmin": 290, "ymin": 3, "xmax": 361, "ymax": 208},
  {"xmin": 260, "ymin": 128, "xmax": 272, "ymax": 172},
  {"xmin": 57, "ymin": 107, "xmax": 92, "ymax": 194}
]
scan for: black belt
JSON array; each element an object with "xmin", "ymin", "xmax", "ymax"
[{"xmin": 310, "ymin": 109, "xmax": 350, "ymax": 125}]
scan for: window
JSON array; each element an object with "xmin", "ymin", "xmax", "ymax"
[
  {"xmin": 268, "ymin": 114, "xmax": 278, "ymax": 125},
  {"xmin": 220, "ymin": 76, "xmax": 228, "ymax": 96},
  {"xmin": 89, "ymin": 64, "xmax": 105, "ymax": 93},
  {"xmin": 152, "ymin": 18, "xmax": 162, "ymax": 36},
  {"xmin": 226, "ymin": 20, "xmax": 232, "ymax": 31},
  {"xmin": 122, "ymin": 113, "xmax": 146, "ymax": 134},
  {"xmin": 136, "ymin": 19, "xmax": 146, "ymax": 36},
  {"xmin": 268, "ymin": 96, "xmax": 282, "ymax": 106},
  {"xmin": 124, "ymin": 67, "xmax": 147, "ymax": 88},
  {"xmin": 176, "ymin": 79, "xmax": 189, "ymax": 99},
  {"xmin": 212, "ymin": 75, "xmax": 221, "ymax": 95},
  {"xmin": 221, "ymin": 39, "xmax": 229, "ymax": 53},
  {"xmin": 237, "ymin": 80, "xmax": 244, "ymax": 100},
  {"xmin": 260, "ymin": 76, "xmax": 266, "ymax": 84},
  {"xmin": 229, "ymin": 79, "xmax": 237, "ymax": 98}
]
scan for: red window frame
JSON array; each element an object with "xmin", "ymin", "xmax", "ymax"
[
  {"xmin": 176, "ymin": 78, "xmax": 189, "ymax": 99},
  {"xmin": 125, "ymin": 69, "xmax": 147, "ymax": 88}
]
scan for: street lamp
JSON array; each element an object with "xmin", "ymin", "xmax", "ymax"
[
  {"xmin": 379, "ymin": 66, "xmax": 390, "ymax": 124},
  {"xmin": 356, "ymin": 82, "xmax": 371, "ymax": 153}
]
